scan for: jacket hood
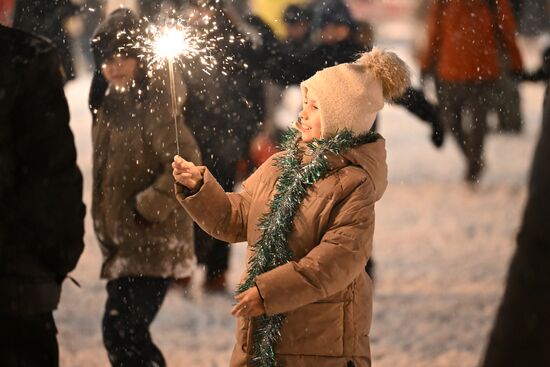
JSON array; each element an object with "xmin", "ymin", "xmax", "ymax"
[
  {"xmin": 91, "ymin": 8, "xmax": 141, "ymax": 63},
  {"xmin": 341, "ymin": 138, "xmax": 388, "ymax": 201}
]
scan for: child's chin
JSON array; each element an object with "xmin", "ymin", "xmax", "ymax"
[{"xmin": 301, "ymin": 132, "xmax": 319, "ymax": 142}]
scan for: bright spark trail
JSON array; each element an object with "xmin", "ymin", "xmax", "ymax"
[{"xmin": 133, "ymin": 16, "xmax": 220, "ymax": 155}]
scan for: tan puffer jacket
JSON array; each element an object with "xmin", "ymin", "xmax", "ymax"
[{"xmin": 176, "ymin": 138, "xmax": 387, "ymax": 367}]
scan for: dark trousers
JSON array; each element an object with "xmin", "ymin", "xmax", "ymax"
[
  {"xmin": 0, "ymin": 312, "xmax": 58, "ymax": 367},
  {"xmin": 437, "ymin": 81, "xmax": 496, "ymax": 179},
  {"xmin": 102, "ymin": 277, "xmax": 171, "ymax": 367}
]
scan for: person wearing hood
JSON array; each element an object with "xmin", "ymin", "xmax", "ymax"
[
  {"xmin": 89, "ymin": 9, "xmax": 201, "ymax": 367},
  {"xmin": 173, "ymin": 48, "xmax": 410, "ymax": 367}
]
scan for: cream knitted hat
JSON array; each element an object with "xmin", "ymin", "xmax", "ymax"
[{"xmin": 300, "ymin": 48, "xmax": 410, "ymax": 138}]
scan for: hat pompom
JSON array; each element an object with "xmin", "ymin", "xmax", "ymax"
[{"xmin": 356, "ymin": 47, "xmax": 410, "ymax": 101}]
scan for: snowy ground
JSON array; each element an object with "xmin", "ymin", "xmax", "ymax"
[{"xmin": 56, "ymin": 27, "xmax": 548, "ymax": 367}]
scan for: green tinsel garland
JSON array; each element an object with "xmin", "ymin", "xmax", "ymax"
[{"xmin": 236, "ymin": 128, "xmax": 380, "ymax": 367}]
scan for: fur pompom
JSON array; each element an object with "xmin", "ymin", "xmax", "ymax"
[{"xmin": 356, "ymin": 47, "xmax": 411, "ymax": 101}]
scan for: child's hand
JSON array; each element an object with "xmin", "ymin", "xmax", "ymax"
[
  {"xmin": 231, "ymin": 286, "xmax": 266, "ymax": 318},
  {"xmin": 172, "ymin": 155, "xmax": 203, "ymax": 191}
]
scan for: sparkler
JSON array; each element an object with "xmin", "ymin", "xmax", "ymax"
[
  {"xmin": 153, "ymin": 24, "xmax": 190, "ymax": 156},
  {"xmin": 136, "ymin": 16, "xmax": 219, "ymax": 155}
]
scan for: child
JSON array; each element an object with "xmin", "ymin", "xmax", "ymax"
[
  {"xmin": 173, "ymin": 48, "xmax": 410, "ymax": 367},
  {"xmin": 90, "ymin": 9, "xmax": 201, "ymax": 367}
]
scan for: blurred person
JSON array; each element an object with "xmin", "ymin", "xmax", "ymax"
[
  {"xmin": 181, "ymin": 0, "xmax": 277, "ymax": 292},
  {"xmin": 282, "ymin": 4, "xmax": 311, "ymax": 53},
  {"xmin": 89, "ymin": 9, "xmax": 201, "ymax": 366},
  {"xmin": 272, "ymin": 0, "xmax": 365, "ymax": 95},
  {"xmin": 420, "ymin": 0, "xmax": 523, "ymax": 183},
  {"xmin": 481, "ymin": 46, "xmax": 550, "ymax": 367},
  {"xmin": 0, "ymin": 0, "xmax": 14, "ymax": 25},
  {"xmin": 173, "ymin": 48, "xmax": 409, "ymax": 367},
  {"xmin": 247, "ymin": 4, "xmax": 312, "ymax": 169},
  {"xmin": 308, "ymin": 0, "xmax": 361, "ymax": 72},
  {"xmin": 13, "ymin": 0, "xmax": 79, "ymax": 81},
  {"xmin": 0, "ymin": 24, "xmax": 85, "ymax": 367}
]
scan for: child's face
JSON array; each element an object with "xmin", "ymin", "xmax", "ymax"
[
  {"xmin": 101, "ymin": 56, "xmax": 138, "ymax": 90},
  {"xmin": 320, "ymin": 23, "xmax": 351, "ymax": 44},
  {"xmin": 286, "ymin": 22, "xmax": 308, "ymax": 41},
  {"xmin": 297, "ymin": 90, "xmax": 321, "ymax": 142}
]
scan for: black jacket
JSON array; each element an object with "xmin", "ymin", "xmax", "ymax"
[
  {"xmin": 13, "ymin": 0, "xmax": 79, "ymax": 81},
  {"xmin": 273, "ymin": 38, "xmax": 366, "ymax": 86},
  {"xmin": 182, "ymin": 13, "xmax": 274, "ymax": 171},
  {"xmin": 0, "ymin": 25, "xmax": 85, "ymax": 314},
  {"xmin": 481, "ymin": 55, "xmax": 550, "ymax": 365}
]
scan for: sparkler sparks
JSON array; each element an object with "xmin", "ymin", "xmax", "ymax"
[
  {"xmin": 153, "ymin": 27, "xmax": 190, "ymax": 60},
  {"xmin": 131, "ymin": 17, "xmax": 219, "ymax": 155},
  {"xmin": 120, "ymin": 12, "xmax": 241, "ymax": 155},
  {"xmin": 136, "ymin": 17, "xmax": 219, "ymax": 75}
]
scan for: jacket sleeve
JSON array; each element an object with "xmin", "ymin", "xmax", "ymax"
[
  {"xmin": 496, "ymin": 0, "xmax": 523, "ymax": 73},
  {"xmin": 255, "ymin": 178, "xmax": 376, "ymax": 316},
  {"xmin": 175, "ymin": 163, "xmax": 264, "ymax": 244},
  {"xmin": 17, "ymin": 44, "xmax": 85, "ymax": 279},
  {"xmin": 135, "ymin": 69, "xmax": 201, "ymax": 223}
]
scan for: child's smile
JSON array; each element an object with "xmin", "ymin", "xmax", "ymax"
[{"xmin": 297, "ymin": 90, "xmax": 322, "ymax": 141}]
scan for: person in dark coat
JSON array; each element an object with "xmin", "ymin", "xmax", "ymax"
[
  {"xmin": 480, "ymin": 46, "xmax": 550, "ymax": 367},
  {"xmin": 420, "ymin": 0, "xmax": 523, "ymax": 182},
  {"xmin": 279, "ymin": 4, "xmax": 312, "ymax": 60},
  {"xmin": 13, "ymin": 0, "xmax": 79, "ymax": 81},
  {"xmin": 273, "ymin": 0, "xmax": 363, "ymax": 85},
  {"xmin": 0, "ymin": 24, "xmax": 85, "ymax": 367},
  {"xmin": 181, "ymin": 0, "xmax": 274, "ymax": 291},
  {"xmin": 90, "ymin": 9, "xmax": 201, "ymax": 367}
]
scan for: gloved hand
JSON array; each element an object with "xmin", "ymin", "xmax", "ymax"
[
  {"xmin": 431, "ymin": 114, "xmax": 445, "ymax": 149},
  {"xmin": 508, "ymin": 69, "xmax": 525, "ymax": 83}
]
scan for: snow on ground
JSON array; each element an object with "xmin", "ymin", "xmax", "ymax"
[{"xmin": 56, "ymin": 32, "xmax": 547, "ymax": 366}]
